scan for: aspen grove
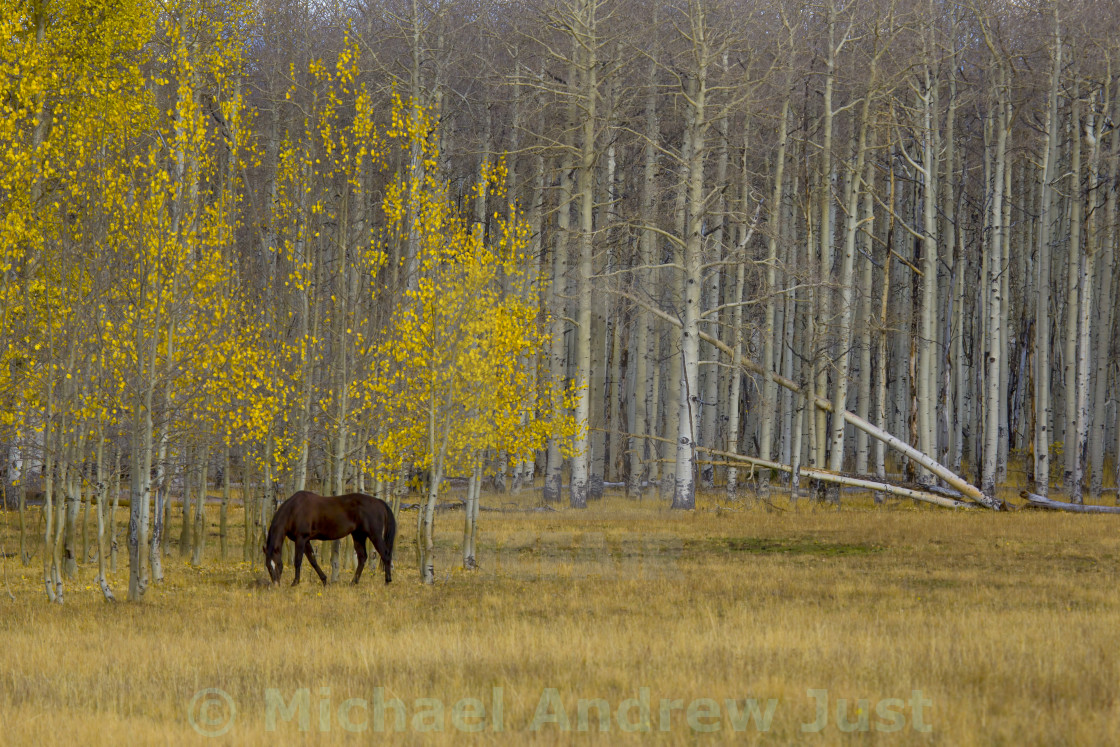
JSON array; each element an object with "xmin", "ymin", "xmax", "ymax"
[{"xmin": 5, "ymin": 0, "xmax": 1120, "ymax": 599}]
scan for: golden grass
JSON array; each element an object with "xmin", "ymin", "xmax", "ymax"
[{"xmin": 2, "ymin": 489, "xmax": 1119, "ymax": 745}]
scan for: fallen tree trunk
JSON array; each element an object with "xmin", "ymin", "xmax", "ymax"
[
  {"xmin": 399, "ymin": 500, "xmax": 559, "ymax": 514},
  {"xmin": 706, "ymin": 448, "xmax": 975, "ymax": 509},
  {"xmin": 1020, "ymin": 492, "xmax": 1120, "ymax": 514},
  {"xmin": 614, "ymin": 292, "xmax": 1000, "ymax": 509},
  {"xmin": 601, "ymin": 426, "xmax": 979, "ymax": 510}
]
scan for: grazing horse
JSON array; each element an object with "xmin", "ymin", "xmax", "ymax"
[{"xmin": 263, "ymin": 491, "xmax": 395, "ymax": 586}]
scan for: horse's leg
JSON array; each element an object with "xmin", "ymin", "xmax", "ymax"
[
  {"xmin": 351, "ymin": 534, "xmax": 367, "ymax": 585},
  {"xmin": 291, "ymin": 538, "xmax": 305, "ymax": 586},
  {"xmin": 303, "ymin": 541, "xmax": 329, "ymax": 584},
  {"xmin": 371, "ymin": 531, "xmax": 392, "ymax": 584}
]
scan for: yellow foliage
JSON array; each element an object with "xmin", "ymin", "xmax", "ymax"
[{"xmin": 366, "ymin": 97, "xmax": 576, "ymax": 484}]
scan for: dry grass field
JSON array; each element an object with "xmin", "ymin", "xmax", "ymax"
[{"xmin": 1, "ymin": 489, "xmax": 1119, "ymax": 745}]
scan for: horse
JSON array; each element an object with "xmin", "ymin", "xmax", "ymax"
[{"xmin": 263, "ymin": 491, "xmax": 395, "ymax": 586}]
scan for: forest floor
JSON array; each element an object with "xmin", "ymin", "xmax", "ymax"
[{"xmin": 1, "ymin": 488, "xmax": 1119, "ymax": 745}]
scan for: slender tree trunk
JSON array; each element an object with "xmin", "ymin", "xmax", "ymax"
[
  {"xmin": 220, "ymin": 444, "xmax": 230, "ymax": 558},
  {"xmin": 757, "ymin": 94, "xmax": 790, "ymax": 494},
  {"xmin": 570, "ymin": 4, "xmax": 597, "ymax": 509},
  {"xmin": 128, "ymin": 343, "xmax": 155, "ymax": 602},
  {"xmin": 700, "ymin": 99, "xmax": 729, "ymax": 489},
  {"xmin": 916, "ymin": 64, "xmax": 939, "ymax": 480},
  {"xmin": 827, "ymin": 62, "xmax": 877, "ymax": 497},
  {"xmin": 628, "ymin": 64, "xmax": 659, "ymax": 498},
  {"xmin": 179, "ymin": 445, "xmax": 193, "ymax": 558},
  {"xmin": 462, "ymin": 454, "xmax": 482, "ymax": 570},
  {"xmin": 855, "ymin": 144, "xmax": 876, "ymax": 475},
  {"xmin": 42, "ymin": 388, "xmax": 58, "ymax": 601},
  {"xmin": 18, "ymin": 437, "xmax": 28, "ymax": 566},
  {"xmin": 421, "ymin": 387, "xmax": 453, "ymax": 584},
  {"xmin": 1063, "ymin": 83, "xmax": 1083, "ymax": 494},
  {"xmin": 191, "ymin": 448, "xmax": 208, "ymax": 566},
  {"xmin": 1090, "ymin": 75, "xmax": 1119, "ymax": 500},
  {"xmin": 63, "ymin": 437, "xmax": 82, "ymax": 579},
  {"xmin": 982, "ymin": 70, "xmax": 1009, "ymax": 500},
  {"xmin": 109, "ymin": 446, "xmax": 121, "ymax": 573},
  {"xmin": 1033, "ymin": 15, "xmax": 1062, "ymax": 496},
  {"xmin": 997, "ymin": 147, "xmax": 1012, "ymax": 484},
  {"xmin": 727, "ymin": 125, "xmax": 762, "ymax": 498},
  {"xmin": 544, "ymin": 155, "xmax": 571, "ymax": 504},
  {"xmin": 1067, "ymin": 84, "xmax": 1090, "ymax": 503},
  {"xmin": 94, "ymin": 430, "xmax": 114, "ymax": 601}
]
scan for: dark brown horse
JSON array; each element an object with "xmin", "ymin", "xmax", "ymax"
[{"xmin": 263, "ymin": 491, "xmax": 395, "ymax": 586}]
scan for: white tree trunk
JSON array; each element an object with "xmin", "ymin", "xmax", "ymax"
[{"xmin": 1033, "ymin": 15, "xmax": 1062, "ymax": 496}]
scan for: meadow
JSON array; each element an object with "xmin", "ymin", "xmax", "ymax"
[{"xmin": 1, "ymin": 489, "xmax": 1119, "ymax": 745}]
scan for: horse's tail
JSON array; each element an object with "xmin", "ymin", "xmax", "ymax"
[{"xmin": 383, "ymin": 503, "xmax": 396, "ymax": 563}]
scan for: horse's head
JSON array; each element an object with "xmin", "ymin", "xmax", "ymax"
[{"xmin": 263, "ymin": 541, "xmax": 282, "ymax": 584}]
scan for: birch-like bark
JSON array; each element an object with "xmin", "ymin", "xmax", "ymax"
[
  {"xmin": 780, "ymin": 167, "xmax": 800, "ymax": 473},
  {"xmin": 17, "ymin": 434, "xmax": 27, "ymax": 566},
  {"xmin": 981, "ymin": 68, "xmax": 1009, "ymax": 500},
  {"xmin": 51, "ymin": 439, "xmax": 66, "ymax": 600},
  {"xmin": 462, "ymin": 455, "xmax": 482, "ymax": 570},
  {"xmin": 420, "ymin": 385, "xmax": 453, "ymax": 584},
  {"xmin": 94, "ymin": 430, "xmax": 114, "ymax": 601},
  {"xmin": 874, "ymin": 141, "xmax": 898, "ymax": 490},
  {"xmin": 63, "ymin": 436, "xmax": 82, "ymax": 579},
  {"xmin": 1033, "ymin": 13, "xmax": 1062, "ymax": 496},
  {"xmin": 191, "ymin": 449, "xmax": 208, "ymax": 566},
  {"xmin": 725, "ymin": 255, "xmax": 745, "ymax": 497},
  {"xmin": 329, "ymin": 181, "xmax": 356, "ymax": 581},
  {"xmin": 178, "ymin": 444, "xmax": 193, "ymax": 558},
  {"xmin": 1062, "ymin": 84, "xmax": 1082, "ymax": 493},
  {"xmin": 727, "ymin": 123, "xmax": 762, "ymax": 497},
  {"xmin": 949, "ymin": 196, "xmax": 967, "ymax": 474},
  {"xmin": 127, "ymin": 334, "xmax": 156, "ymax": 601},
  {"xmin": 569, "ymin": 0, "xmax": 597, "ymax": 510},
  {"xmin": 515, "ymin": 82, "xmax": 542, "ymax": 491},
  {"xmin": 757, "ymin": 93, "xmax": 790, "ymax": 493},
  {"xmin": 661, "ymin": 115, "xmax": 689, "ymax": 502},
  {"xmin": 150, "ymin": 330, "xmax": 174, "ymax": 581},
  {"xmin": 543, "ymin": 154, "xmax": 572, "ymax": 504},
  {"xmin": 940, "ymin": 29, "xmax": 960, "ymax": 469},
  {"xmin": 813, "ymin": 8, "xmax": 838, "ymax": 477},
  {"xmin": 699, "ymin": 96, "xmax": 729, "ymax": 489},
  {"xmin": 996, "ymin": 142, "xmax": 1012, "ymax": 484},
  {"xmin": 42, "ymin": 381, "xmax": 58, "ymax": 601},
  {"xmin": 602, "ymin": 63, "xmax": 622, "ymax": 489},
  {"xmin": 672, "ymin": 91, "xmax": 698, "ymax": 508},
  {"xmin": 827, "ymin": 56, "xmax": 878, "ymax": 493},
  {"xmin": 855, "ymin": 144, "xmax": 876, "ymax": 475},
  {"xmin": 916, "ymin": 62, "xmax": 939, "ymax": 479},
  {"xmin": 109, "ymin": 446, "xmax": 121, "ymax": 573},
  {"xmin": 80, "ymin": 457, "xmax": 91, "ymax": 569},
  {"xmin": 673, "ymin": 15, "xmax": 709, "ymax": 511},
  {"xmin": 1090, "ymin": 74, "xmax": 1119, "ymax": 499},
  {"xmin": 1067, "ymin": 83, "xmax": 1090, "ymax": 502},
  {"xmin": 628, "ymin": 54, "xmax": 658, "ymax": 498}
]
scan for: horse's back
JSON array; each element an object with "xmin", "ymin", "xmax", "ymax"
[
  {"xmin": 341, "ymin": 492, "xmax": 390, "ymax": 519},
  {"xmin": 278, "ymin": 491, "xmax": 389, "ymax": 539},
  {"xmin": 277, "ymin": 492, "xmax": 392, "ymax": 535}
]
